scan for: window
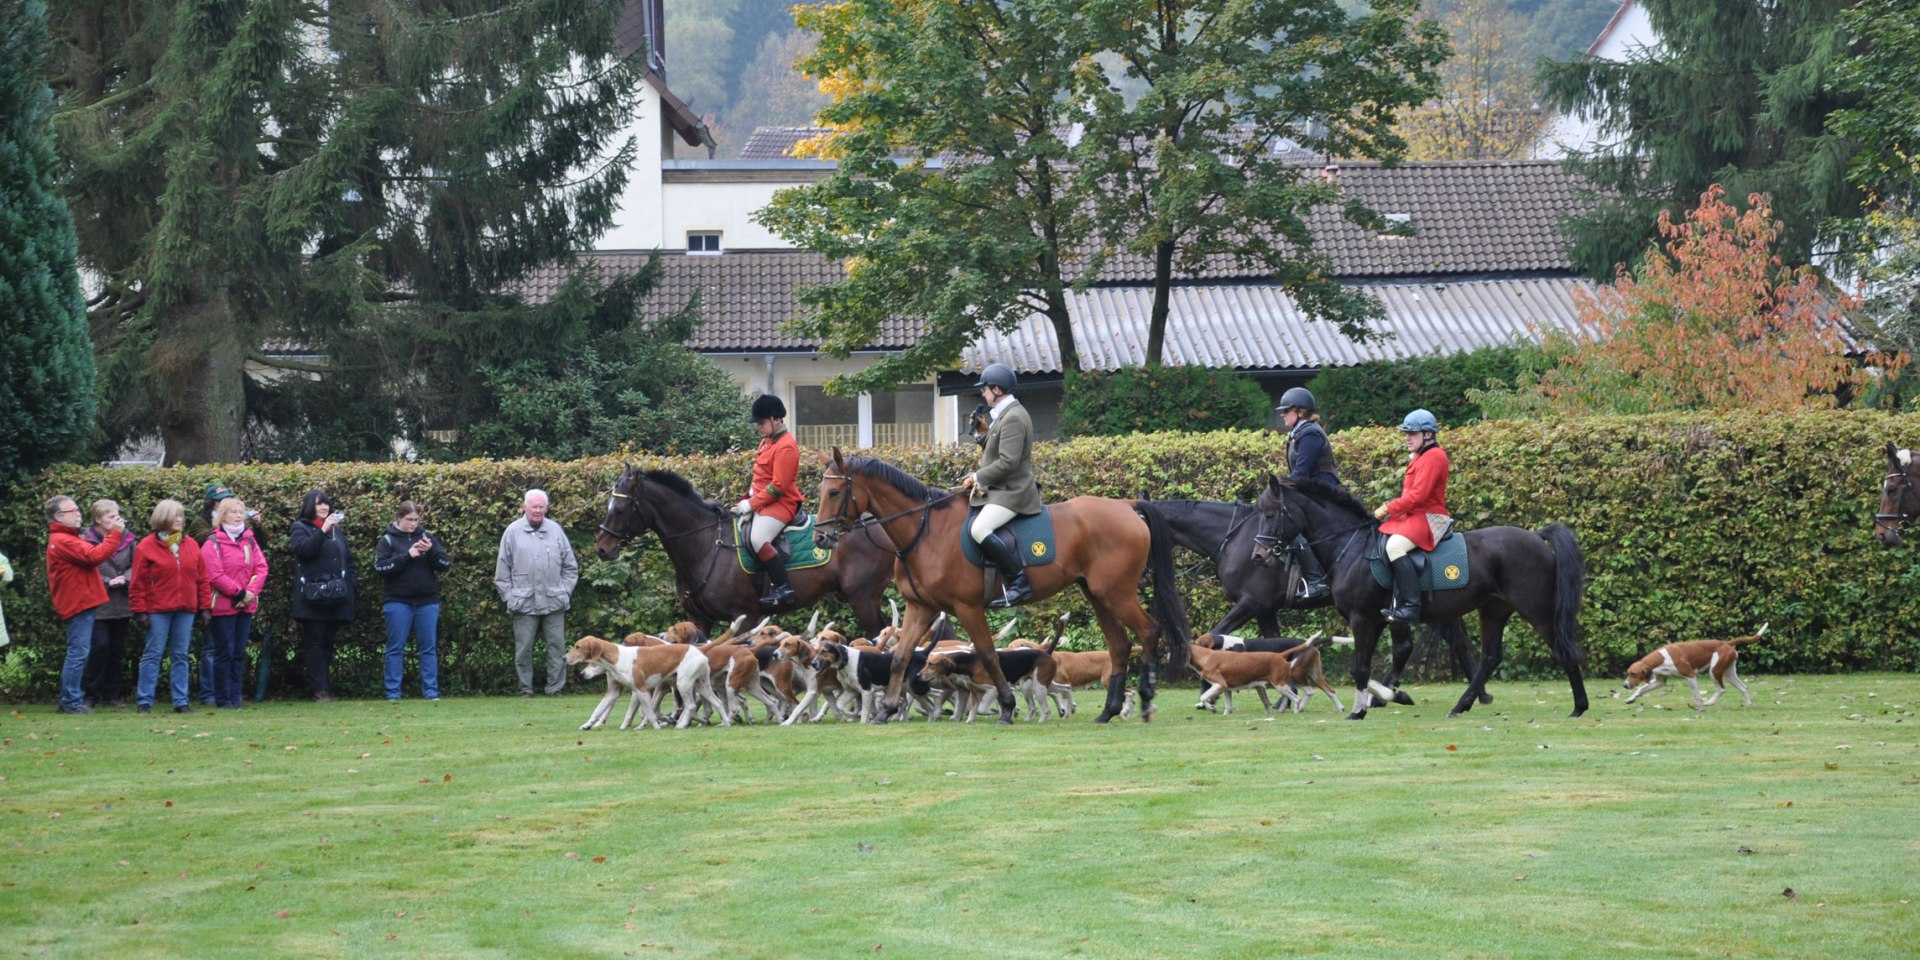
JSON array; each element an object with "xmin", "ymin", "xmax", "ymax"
[
  {"xmin": 687, "ymin": 231, "xmax": 722, "ymax": 254},
  {"xmin": 792, "ymin": 385, "xmax": 936, "ymax": 448}
]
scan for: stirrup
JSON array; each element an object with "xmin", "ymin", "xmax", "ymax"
[
  {"xmin": 1381, "ymin": 603, "xmax": 1420, "ymax": 624},
  {"xmin": 760, "ymin": 585, "xmax": 795, "ymax": 608},
  {"xmin": 1297, "ymin": 578, "xmax": 1330, "ymax": 600}
]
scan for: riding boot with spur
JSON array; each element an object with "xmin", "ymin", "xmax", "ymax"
[
  {"xmin": 1289, "ymin": 534, "xmax": 1330, "ymax": 601},
  {"xmin": 977, "ymin": 533, "xmax": 1034, "ymax": 608},
  {"xmin": 758, "ymin": 549, "xmax": 795, "ymax": 608},
  {"xmin": 1381, "ymin": 555, "xmax": 1422, "ymax": 623}
]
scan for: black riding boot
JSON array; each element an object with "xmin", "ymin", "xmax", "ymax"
[
  {"xmin": 977, "ymin": 533, "xmax": 1034, "ymax": 608},
  {"xmin": 1381, "ymin": 555, "xmax": 1422, "ymax": 623},
  {"xmin": 1289, "ymin": 535, "xmax": 1330, "ymax": 601},
  {"xmin": 759, "ymin": 552, "xmax": 795, "ymax": 608}
]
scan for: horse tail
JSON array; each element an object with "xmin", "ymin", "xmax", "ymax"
[
  {"xmin": 1537, "ymin": 524, "xmax": 1587, "ymax": 667},
  {"xmin": 1136, "ymin": 501, "xmax": 1192, "ymax": 679}
]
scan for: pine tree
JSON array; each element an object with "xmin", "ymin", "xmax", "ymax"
[
  {"xmin": 0, "ymin": 0, "xmax": 93, "ymax": 481},
  {"xmin": 45, "ymin": 0, "xmax": 639, "ymax": 464},
  {"xmin": 1538, "ymin": 0, "xmax": 1863, "ymax": 279}
]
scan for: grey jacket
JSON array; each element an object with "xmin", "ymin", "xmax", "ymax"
[
  {"xmin": 493, "ymin": 517, "xmax": 579, "ymax": 615},
  {"xmin": 970, "ymin": 398, "xmax": 1044, "ymax": 515}
]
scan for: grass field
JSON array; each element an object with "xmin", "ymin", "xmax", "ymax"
[{"xmin": 3, "ymin": 673, "xmax": 1917, "ymax": 959}]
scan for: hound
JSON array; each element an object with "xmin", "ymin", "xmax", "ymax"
[
  {"xmin": 565, "ymin": 636, "xmax": 729, "ymax": 731},
  {"xmin": 1624, "ymin": 624, "xmax": 1764, "ymax": 709}
]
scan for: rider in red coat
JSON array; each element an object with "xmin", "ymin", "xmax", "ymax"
[
  {"xmin": 1372, "ymin": 409, "xmax": 1449, "ymax": 623},
  {"xmin": 734, "ymin": 393, "xmax": 804, "ymax": 607}
]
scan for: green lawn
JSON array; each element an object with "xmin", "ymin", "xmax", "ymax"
[{"xmin": 3, "ymin": 674, "xmax": 1917, "ymax": 959}]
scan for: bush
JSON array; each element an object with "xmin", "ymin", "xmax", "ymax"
[
  {"xmin": 1304, "ymin": 344, "xmax": 1551, "ymax": 432},
  {"xmin": 1058, "ymin": 367, "xmax": 1269, "ymax": 438},
  {"xmin": 4, "ymin": 410, "xmax": 1916, "ymax": 698}
]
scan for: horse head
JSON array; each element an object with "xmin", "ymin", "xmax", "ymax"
[
  {"xmin": 1877, "ymin": 442, "xmax": 1920, "ymax": 546},
  {"xmin": 595, "ymin": 464, "xmax": 649, "ymax": 560},
  {"xmin": 966, "ymin": 402, "xmax": 990, "ymax": 446},
  {"xmin": 814, "ymin": 447, "xmax": 864, "ymax": 549},
  {"xmin": 1251, "ymin": 474, "xmax": 1305, "ymax": 566}
]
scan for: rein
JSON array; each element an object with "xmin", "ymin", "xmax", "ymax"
[{"xmin": 818, "ymin": 473, "xmax": 961, "ymax": 603}]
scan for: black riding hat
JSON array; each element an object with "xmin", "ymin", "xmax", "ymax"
[{"xmin": 750, "ymin": 393, "xmax": 786, "ymax": 422}]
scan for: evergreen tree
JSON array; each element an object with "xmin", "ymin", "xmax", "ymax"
[
  {"xmin": 1537, "ymin": 0, "xmax": 1863, "ymax": 279},
  {"xmin": 45, "ymin": 0, "xmax": 639, "ymax": 464},
  {"xmin": 0, "ymin": 0, "xmax": 93, "ymax": 481}
]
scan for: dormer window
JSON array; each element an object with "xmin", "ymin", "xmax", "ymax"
[{"xmin": 687, "ymin": 231, "xmax": 722, "ymax": 254}]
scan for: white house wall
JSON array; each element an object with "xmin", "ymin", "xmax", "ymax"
[
  {"xmin": 1534, "ymin": 1, "xmax": 1659, "ymax": 160},
  {"xmin": 712, "ymin": 352, "xmax": 962, "ymax": 449}
]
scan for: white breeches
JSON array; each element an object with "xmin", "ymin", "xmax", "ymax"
[
  {"xmin": 1385, "ymin": 534, "xmax": 1418, "ymax": 562},
  {"xmin": 970, "ymin": 504, "xmax": 1017, "ymax": 543},
  {"xmin": 749, "ymin": 514, "xmax": 787, "ymax": 552}
]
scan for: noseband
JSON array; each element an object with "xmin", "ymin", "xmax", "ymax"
[{"xmin": 1877, "ymin": 469, "xmax": 1919, "ymax": 535}]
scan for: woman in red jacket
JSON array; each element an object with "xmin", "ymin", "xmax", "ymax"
[
  {"xmin": 1372, "ymin": 409, "xmax": 1450, "ymax": 623},
  {"xmin": 130, "ymin": 500, "xmax": 212, "ymax": 714},
  {"xmin": 202, "ymin": 497, "xmax": 269, "ymax": 709},
  {"xmin": 733, "ymin": 393, "xmax": 804, "ymax": 607}
]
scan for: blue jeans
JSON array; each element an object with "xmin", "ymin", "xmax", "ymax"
[
  {"xmin": 59, "ymin": 608, "xmax": 99, "ymax": 709},
  {"xmin": 209, "ymin": 613, "xmax": 252, "ymax": 707},
  {"xmin": 383, "ymin": 602, "xmax": 440, "ymax": 699},
  {"xmin": 199, "ymin": 632, "xmax": 216, "ymax": 703},
  {"xmin": 139, "ymin": 612, "xmax": 196, "ymax": 708}
]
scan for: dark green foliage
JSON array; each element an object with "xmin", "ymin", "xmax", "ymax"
[
  {"xmin": 1058, "ymin": 368, "xmax": 1269, "ymax": 439},
  {"xmin": 1305, "ymin": 344, "xmax": 1553, "ymax": 431},
  {"xmin": 5, "ymin": 410, "xmax": 1916, "ymax": 697},
  {"xmin": 1538, "ymin": 0, "xmax": 1862, "ymax": 278},
  {"xmin": 0, "ymin": 0, "xmax": 93, "ymax": 482}
]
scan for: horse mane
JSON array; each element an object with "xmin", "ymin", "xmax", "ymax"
[
  {"xmin": 640, "ymin": 469, "xmax": 722, "ymax": 511},
  {"xmin": 847, "ymin": 457, "xmax": 935, "ymax": 502},
  {"xmin": 1285, "ymin": 477, "xmax": 1372, "ymax": 523}
]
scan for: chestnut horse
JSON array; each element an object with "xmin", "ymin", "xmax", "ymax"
[
  {"xmin": 1875, "ymin": 443, "xmax": 1920, "ymax": 546},
  {"xmin": 1252, "ymin": 475, "xmax": 1589, "ymax": 719},
  {"xmin": 593, "ymin": 466, "xmax": 897, "ymax": 640},
  {"xmin": 812, "ymin": 449, "xmax": 1191, "ymax": 723}
]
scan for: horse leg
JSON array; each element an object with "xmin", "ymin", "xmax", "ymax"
[
  {"xmin": 1440, "ymin": 617, "xmax": 1493, "ymax": 705},
  {"xmin": 1347, "ymin": 619, "xmax": 1385, "ymax": 720},
  {"xmin": 1451, "ymin": 608, "xmax": 1510, "ymax": 717},
  {"xmin": 1374, "ymin": 623, "xmax": 1418, "ymax": 707},
  {"xmin": 955, "ymin": 605, "xmax": 1016, "ymax": 725},
  {"xmin": 1208, "ymin": 594, "xmax": 1267, "ymax": 639},
  {"xmin": 1083, "ymin": 589, "xmax": 1135, "ymax": 723},
  {"xmin": 878, "ymin": 603, "xmax": 937, "ymax": 722}
]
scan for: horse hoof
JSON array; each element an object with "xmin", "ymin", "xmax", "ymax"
[
  {"xmin": 1568, "ymin": 708, "xmax": 1586, "ymax": 718},
  {"xmin": 1345, "ymin": 710, "xmax": 1367, "ymax": 721},
  {"xmin": 1142, "ymin": 705, "xmax": 1157, "ymax": 723},
  {"xmin": 1446, "ymin": 709, "xmax": 1462, "ymax": 718},
  {"xmin": 1093, "ymin": 712, "xmax": 1114, "ymax": 724},
  {"xmin": 1392, "ymin": 691, "xmax": 1416, "ymax": 706}
]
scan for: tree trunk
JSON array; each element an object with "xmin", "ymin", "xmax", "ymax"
[
  {"xmin": 1146, "ymin": 239, "xmax": 1174, "ymax": 368},
  {"xmin": 1045, "ymin": 290, "xmax": 1078, "ymax": 377},
  {"xmin": 155, "ymin": 282, "xmax": 247, "ymax": 465}
]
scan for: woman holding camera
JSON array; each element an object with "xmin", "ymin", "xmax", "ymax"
[
  {"xmin": 374, "ymin": 501, "xmax": 452, "ymax": 700},
  {"xmin": 202, "ymin": 497, "xmax": 268, "ymax": 709},
  {"xmin": 289, "ymin": 489, "xmax": 356, "ymax": 701}
]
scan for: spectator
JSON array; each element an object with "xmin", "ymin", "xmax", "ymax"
[
  {"xmin": 202, "ymin": 497, "xmax": 268, "ymax": 710},
  {"xmin": 0, "ymin": 550, "xmax": 15, "ymax": 648},
  {"xmin": 289, "ymin": 489, "xmax": 356, "ymax": 702},
  {"xmin": 375, "ymin": 500, "xmax": 453, "ymax": 701},
  {"xmin": 193, "ymin": 484, "xmax": 262, "ymax": 704},
  {"xmin": 129, "ymin": 500, "xmax": 212, "ymax": 714},
  {"xmin": 493, "ymin": 489, "xmax": 578, "ymax": 697},
  {"xmin": 44, "ymin": 495, "xmax": 127, "ymax": 715},
  {"xmin": 82, "ymin": 499, "xmax": 137, "ymax": 707}
]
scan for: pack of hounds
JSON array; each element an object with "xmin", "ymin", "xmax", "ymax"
[{"xmin": 565, "ymin": 604, "xmax": 1767, "ymax": 731}]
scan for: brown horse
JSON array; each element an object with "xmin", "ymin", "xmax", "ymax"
[
  {"xmin": 593, "ymin": 466, "xmax": 898, "ymax": 640},
  {"xmin": 1875, "ymin": 443, "xmax": 1920, "ymax": 546},
  {"xmin": 812, "ymin": 449, "xmax": 1190, "ymax": 723}
]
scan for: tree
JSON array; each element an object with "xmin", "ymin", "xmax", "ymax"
[
  {"xmin": 757, "ymin": 0, "xmax": 1447, "ymax": 395},
  {"xmin": 1472, "ymin": 186, "xmax": 1893, "ymax": 418},
  {"xmin": 46, "ymin": 0, "xmax": 639, "ymax": 464},
  {"xmin": 722, "ymin": 29, "xmax": 832, "ymax": 155},
  {"xmin": 1396, "ymin": 0, "xmax": 1544, "ymax": 161},
  {"xmin": 1831, "ymin": 0, "xmax": 1920, "ymax": 358},
  {"xmin": 0, "ymin": 0, "xmax": 93, "ymax": 481},
  {"xmin": 1537, "ymin": 0, "xmax": 1863, "ymax": 279}
]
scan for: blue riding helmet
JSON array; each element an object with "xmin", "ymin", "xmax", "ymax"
[{"xmin": 1398, "ymin": 409, "xmax": 1438, "ymax": 434}]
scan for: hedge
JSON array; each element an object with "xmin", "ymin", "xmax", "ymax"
[{"xmin": 3, "ymin": 409, "xmax": 1916, "ymax": 699}]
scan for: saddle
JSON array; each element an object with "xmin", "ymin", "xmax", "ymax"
[
  {"xmin": 734, "ymin": 511, "xmax": 832, "ymax": 574},
  {"xmin": 1366, "ymin": 528, "xmax": 1470, "ymax": 593},
  {"xmin": 959, "ymin": 505, "xmax": 1058, "ymax": 569}
]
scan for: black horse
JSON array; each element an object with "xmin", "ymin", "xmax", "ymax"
[
  {"xmin": 1155, "ymin": 498, "xmax": 1484, "ymax": 704},
  {"xmin": 594, "ymin": 466, "xmax": 898, "ymax": 640},
  {"xmin": 1252, "ymin": 475, "xmax": 1589, "ymax": 719}
]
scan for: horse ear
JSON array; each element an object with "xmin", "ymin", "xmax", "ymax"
[
  {"xmin": 1889, "ymin": 442, "xmax": 1904, "ymax": 470},
  {"xmin": 1267, "ymin": 473, "xmax": 1282, "ymax": 495},
  {"xmin": 831, "ymin": 446, "xmax": 845, "ymax": 471}
]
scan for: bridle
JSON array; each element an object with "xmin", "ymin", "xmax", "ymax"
[
  {"xmin": 1876, "ymin": 467, "xmax": 1920, "ymax": 537},
  {"xmin": 597, "ymin": 474, "xmax": 727, "ymax": 548},
  {"xmin": 816, "ymin": 469, "xmax": 960, "ymax": 600},
  {"xmin": 596, "ymin": 472, "xmax": 730, "ymax": 614},
  {"xmin": 1252, "ymin": 487, "xmax": 1368, "ymax": 570}
]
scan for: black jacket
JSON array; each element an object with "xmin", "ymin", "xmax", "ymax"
[
  {"xmin": 374, "ymin": 523, "xmax": 453, "ymax": 605},
  {"xmin": 288, "ymin": 519, "xmax": 357, "ymax": 622}
]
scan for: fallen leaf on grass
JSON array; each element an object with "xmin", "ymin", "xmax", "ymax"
[
  {"xmin": 275, "ymin": 911, "xmax": 291, "ymax": 919},
  {"xmin": 565, "ymin": 852, "xmax": 580, "ymax": 860},
  {"xmin": 443, "ymin": 774, "xmax": 452, "ymax": 782},
  {"xmin": 593, "ymin": 856, "xmax": 607, "ymax": 863}
]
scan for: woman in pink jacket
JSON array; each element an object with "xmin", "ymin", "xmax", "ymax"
[{"xmin": 201, "ymin": 497, "xmax": 269, "ymax": 709}]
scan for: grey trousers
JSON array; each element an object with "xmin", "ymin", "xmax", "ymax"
[{"xmin": 512, "ymin": 611, "xmax": 568, "ymax": 695}]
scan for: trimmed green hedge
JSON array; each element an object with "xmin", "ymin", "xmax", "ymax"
[
  {"xmin": 3, "ymin": 410, "xmax": 1916, "ymax": 699},
  {"xmin": 1305, "ymin": 345, "xmax": 1548, "ymax": 431}
]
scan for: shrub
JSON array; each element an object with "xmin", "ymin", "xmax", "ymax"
[
  {"xmin": 1058, "ymin": 367, "xmax": 1269, "ymax": 438},
  {"xmin": 1305, "ymin": 344, "xmax": 1551, "ymax": 431}
]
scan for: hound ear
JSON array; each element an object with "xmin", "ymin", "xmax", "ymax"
[
  {"xmin": 994, "ymin": 618, "xmax": 1018, "ymax": 642},
  {"xmin": 890, "ymin": 599, "xmax": 901, "ymax": 629},
  {"xmin": 805, "ymin": 610, "xmax": 822, "ymax": 637}
]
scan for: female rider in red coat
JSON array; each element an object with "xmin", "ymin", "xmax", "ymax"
[
  {"xmin": 1372, "ymin": 409, "xmax": 1449, "ymax": 623},
  {"xmin": 734, "ymin": 393, "xmax": 804, "ymax": 607}
]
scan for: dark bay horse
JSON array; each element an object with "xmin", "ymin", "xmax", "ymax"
[
  {"xmin": 593, "ymin": 466, "xmax": 897, "ymax": 640},
  {"xmin": 1875, "ymin": 443, "xmax": 1920, "ymax": 545},
  {"xmin": 1252, "ymin": 475, "xmax": 1589, "ymax": 718},
  {"xmin": 813, "ymin": 449, "xmax": 1190, "ymax": 723}
]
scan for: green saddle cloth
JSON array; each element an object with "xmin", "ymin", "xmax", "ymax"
[
  {"xmin": 1368, "ymin": 529, "xmax": 1470, "ymax": 592},
  {"xmin": 736, "ymin": 515, "xmax": 832, "ymax": 573},
  {"xmin": 960, "ymin": 506, "xmax": 1058, "ymax": 567}
]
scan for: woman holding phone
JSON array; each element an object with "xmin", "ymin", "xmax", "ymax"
[{"xmin": 373, "ymin": 501, "xmax": 452, "ymax": 701}]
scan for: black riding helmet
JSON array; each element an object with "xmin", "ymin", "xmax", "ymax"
[
  {"xmin": 973, "ymin": 362, "xmax": 1016, "ymax": 392},
  {"xmin": 749, "ymin": 393, "xmax": 786, "ymax": 422},
  {"xmin": 1275, "ymin": 386, "xmax": 1316, "ymax": 413}
]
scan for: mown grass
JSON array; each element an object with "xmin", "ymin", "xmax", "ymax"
[{"xmin": 3, "ymin": 674, "xmax": 1917, "ymax": 959}]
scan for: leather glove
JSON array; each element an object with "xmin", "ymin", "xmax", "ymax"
[
  {"xmin": 1373, "ymin": 504, "xmax": 1390, "ymax": 520},
  {"xmin": 733, "ymin": 499, "xmax": 752, "ymax": 516}
]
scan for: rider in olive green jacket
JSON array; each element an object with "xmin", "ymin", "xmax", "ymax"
[{"xmin": 962, "ymin": 363, "xmax": 1042, "ymax": 607}]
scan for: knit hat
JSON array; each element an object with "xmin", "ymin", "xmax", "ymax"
[{"xmin": 203, "ymin": 484, "xmax": 234, "ymax": 505}]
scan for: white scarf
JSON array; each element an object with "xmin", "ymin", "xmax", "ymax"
[{"xmin": 222, "ymin": 523, "xmax": 246, "ymax": 539}]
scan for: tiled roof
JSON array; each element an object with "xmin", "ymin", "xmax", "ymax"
[
  {"xmin": 959, "ymin": 277, "xmax": 1595, "ymax": 374},
  {"xmin": 738, "ymin": 126, "xmax": 821, "ymax": 160}
]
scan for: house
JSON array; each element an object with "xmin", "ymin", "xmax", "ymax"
[{"xmin": 1534, "ymin": 1, "xmax": 1660, "ymax": 159}]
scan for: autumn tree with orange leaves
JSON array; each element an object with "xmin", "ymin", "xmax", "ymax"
[{"xmin": 1475, "ymin": 186, "xmax": 1899, "ymax": 418}]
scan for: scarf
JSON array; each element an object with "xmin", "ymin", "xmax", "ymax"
[
  {"xmin": 222, "ymin": 523, "xmax": 247, "ymax": 540},
  {"xmin": 160, "ymin": 530, "xmax": 184, "ymax": 555}
]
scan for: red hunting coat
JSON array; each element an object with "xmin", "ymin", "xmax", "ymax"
[
  {"xmin": 1379, "ymin": 444, "xmax": 1450, "ymax": 552},
  {"xmin": 748, "ymin": 429, "xmax": 804, "ymax": 525}
]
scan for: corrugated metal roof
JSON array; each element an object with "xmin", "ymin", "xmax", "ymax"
[{"xmin": 959, "ymin": 277, "xmax": 1594, "ymax": 374}]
